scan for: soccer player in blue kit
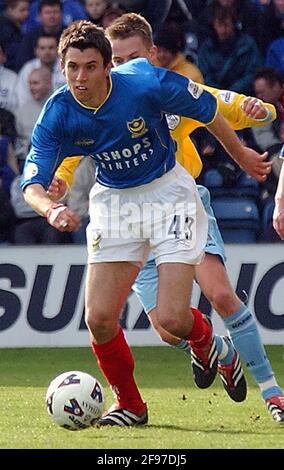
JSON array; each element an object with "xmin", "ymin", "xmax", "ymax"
[{"xmin": 21, "ymin": 21, "xmax": 273, "ymax": 426}]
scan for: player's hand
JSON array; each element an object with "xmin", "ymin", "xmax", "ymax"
[
  {"xmin": 47, "ymin": 176, "xmax": 68, "ymax": 202},
  {"xmin": 273, "ymin": 202, "xmax": 284, "ymax": 240},
  {"xmin": 46, "ymin": 203, "xmax": 81, "ymax": 232},
  {"xmin": 237, "ymin": 147, "xmax": 272, "ymax": 182},
  {"xmin": 241, "ymin": 97, "xmax": 268, "ymax": 120}
]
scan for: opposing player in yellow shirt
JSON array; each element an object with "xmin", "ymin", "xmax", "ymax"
[{"xmin": 50, "ymin": 14, "xmax": 284, "ymax": 423}]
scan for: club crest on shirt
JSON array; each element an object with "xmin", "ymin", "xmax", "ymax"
[
  {"xmin": 23, "ymin": 162, "xmax": 38, "ymax": 179},
  {"xmin": 127, "ymin": 117, "xmax": 148, "ymax": 138},
  {"xmin": 166, "ymin": 114, "xmax": 181, "ymax": 130},
  {"xmin": 187, "ymin": 79, "xmax": 203, "ymax": 99}
]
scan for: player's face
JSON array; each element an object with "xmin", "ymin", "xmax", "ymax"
[
  {"xmin": 62, "ymin": 47, "xmax": 111, "ymax": 107},
  {"xmin": 254, "ymin": 78, "xmax": 282, "ymax": 104},
  {"xmin": 36, "ymin": 37, "xmax": 58, "ymax": 65},
  {"xmin": 110, "ymin": 35, "xmax": 157, "ymax": 67}
]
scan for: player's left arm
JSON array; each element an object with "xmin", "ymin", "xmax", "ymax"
[
  {"xmin": 240, "ymin": 97, "xmax": 275, "ymax": 125},
  {"xmin": 206, "ymin": 112, "xmax": 272, "ymax": 182},
  {"xmin": 56, "ymin": 156, "xmax": 82, "ymax": 187},
  {"xmin": 203, "ymin": 85, "xmax": 276, "ymax": 130}
]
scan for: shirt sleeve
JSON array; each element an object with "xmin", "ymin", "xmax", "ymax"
[
  {"xmin": 153, "ymin": 67, "xmax": 217, "ymax": 125},
  {"xmin": 204, "ymin": 86, "xmax": 277, "ymax": 130},
  {"xmin": 20, "ymin": 101, "xmax": 65, "ymax": 191}
]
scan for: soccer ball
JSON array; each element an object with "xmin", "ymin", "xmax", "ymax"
[{"xmin": 45, "ymin": 370, "xmax": 105, "ymax": 430}]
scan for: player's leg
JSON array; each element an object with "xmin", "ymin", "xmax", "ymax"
[
  {"xmin": 196, "ymin": 185, "xmax": 284, "ymax": 421},
  {"xmin": 85, "ymin": 184, "xmax": 148, "ymax": 426},
  {"xmin": 151, "ymin": 166, "xmax": 218, "ymax": 387},
  {"xmin": 196, "ymin": 255, "xmax": 248, "ymax": 401},
  {"xmin": 133, "ymin": 255, "xmax": 192, "ymax": 347},
  {"xmin": 156, "ymin": 262, "xmax": 219, "ymax": 388},
  {"xmin": 133, "ymin": 252, "xmax": 242, "ymax": 394},
  {"xmin": 85, "ymin": 261, "xmax": 148, "ymax": 425}
]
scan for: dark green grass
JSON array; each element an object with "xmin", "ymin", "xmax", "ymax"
[{"xmin": 0, "ymin": 346, "xmax": 283, "ymax": 449}]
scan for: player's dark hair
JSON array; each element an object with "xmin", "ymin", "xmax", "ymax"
[
  {"xmin": 39, "ymin": 0, "xmax": 63, "ymax": 12},
  {"xmin": 58, "ymin": 20, "xmax": 112, "ymax": 66},
  {"xmin": 106, "ymin": 12, "xmax": 154, "ymax": 49},
  {"xmin": 155, "ymin": 22, "xmax": 186, "ymax": 54},
  {"xmin": 212, "ymin": 5, "xmax": 238, "ymax": 27},
  {"xmin": 254, "ymin": 67, "xmax": 284, "ymax": 87}
]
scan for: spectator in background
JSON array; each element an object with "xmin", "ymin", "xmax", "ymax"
[
  {"xmin": 198, "ymin": 6, "xmax": 262, "ymax": 94},
  {"xmin": 23, "ymin": 0, "xmax": 87, "ymax": 32},
  {"xmin": 118, "ymin": 0, "xmax": 172, "ymax": 32},
  {"xmin": 265, "ymin": 37, "xmax": 284, "ymax": 78},
  {"xmin": 15, "ymin": 67, "xmax": 53, "ymax": 169},
  {"xmin": 11, "ymin": 174, "xmax": 71, "ymax": 244},
  {"xmin": 0, "ymin": 122, "xmax": 19, "ymax": 196},
  {"xmin": 84, "ymin": 0, "xmax": 110, "ymax": 27},
  {"xmin": 252, "ymin": 67, "xmax": 284, "ymax": 153},
  {"xmin": 258, "ymin": 0, "xmax": 284, "ymax": 55},
  {"xmin": 157, "ymin": 3, "xmax": 201, "ymax": 65},
  {"xmin": 0, "ymin": 0, "xmax": 30, "ymax": 72},
  {"xmin": 101, "ymin": 5, "xmax": 126, "ymax": 29},
  {"xmin": 166, "ymin": 0, "xmax": 208, "ymax": 21},
  {"xmin": 0, "ymin": 42, "xmax": 18, "ymax": 114},
  {"xmin": 254, "ymin": 68, "xmax": 284, "ymax": 119},
  {"xmin": 16, "ymin": 33, "xmax": 65, "ymax": 107},
  {"xmin": 155, "ymin": 22, "xmax": 204, "ymax": 84},
  {"xmin": 0, "ymin": 108, "xmax": 17, "ymax": 146},
  {"xmin": 197, "ymin": 0, "xmax": 262, "ymax": 49},
  {"xmin": 16, "ymin": 0, "xmax": 65, "ymax": 70}
]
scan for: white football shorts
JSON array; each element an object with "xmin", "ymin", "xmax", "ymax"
[{"xmin": 87, "ymin": 163, "xmax": 208, "ymax": 266}]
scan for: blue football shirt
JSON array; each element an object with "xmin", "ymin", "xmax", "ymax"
[{"xmin": 21, "ymin": 58, "xmax": 217, "ymax": 190}]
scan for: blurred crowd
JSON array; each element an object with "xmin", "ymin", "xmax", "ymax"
[{"xmin": 1, "ymin": 0, "xmax": 284, "ymax": 245}]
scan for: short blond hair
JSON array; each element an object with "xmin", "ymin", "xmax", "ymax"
[{"xmin": 105, "ymin": 12, "xmax": 153, "ymax": 49}]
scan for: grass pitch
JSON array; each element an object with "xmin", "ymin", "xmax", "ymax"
[{"xmin": 0, "ymin": 346, "xmax": 283, "ymax": 449}]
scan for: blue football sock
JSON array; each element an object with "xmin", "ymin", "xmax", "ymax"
[
  {"xmin": 175, "ymin": 339, "xmax": 191, "ymax": 357},
  {"xmin": 223, "ymin": 303, "xmax": 282, "ymax": 400},
  {"xmin": 215, "ymin": 335, "xmax": 235, "ymax": 365}
]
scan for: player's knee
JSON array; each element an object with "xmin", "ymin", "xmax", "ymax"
[
  {"xmin": 85, "ymin": 308, "xmax": 116, "ymax": 340},
  {"xmin": 157, "ymin": 308, "xmax": 186, "ymax": 338},
  {"xmin": 210, "ymin": 288, "xmax": 237, "ymax": 316}
]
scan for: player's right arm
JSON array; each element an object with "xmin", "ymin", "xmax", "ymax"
[
  {"xmin": 24, "ymin": 183, "xmax": 80, "ymax": 232},
  {"xmin": 21, "ymin": 100, "xmax": 81, "ymax": 231},
  {"xmin": 154, "ymin": 68, "xmax": 272, "ymax": 182},
  {"xmin": 205, "ymin": 112, "xmax": 272, "ymax": 182}
]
